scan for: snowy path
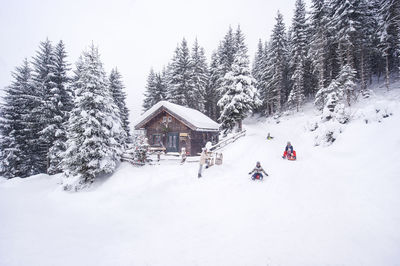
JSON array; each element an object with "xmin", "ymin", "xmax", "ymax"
[{"xmin": 1, "ymin": 95, "xmax": 400, "ymax": 265}]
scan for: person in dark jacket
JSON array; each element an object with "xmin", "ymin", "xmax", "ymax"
[
  {"xmin": 282, "ymin": 141, "xmax": 296, "ymax": 159},
  {"xmin": 285, "ymin": 141, "xmax": 293, "ymax": 153},
  {"xmin": 248, "ymin": 161, "xmax": 269, "ymax": 180}
]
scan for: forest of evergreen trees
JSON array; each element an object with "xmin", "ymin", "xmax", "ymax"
[
  {"xmin": 1, "ymin": 0, "xmax": 399, "ymax": 186},
  {"xmin": 0, "ymin": 40, "xmax": 131, "ymax": 189},
  {"xmin": 143, "ymin": 0, "xmax": 400, "ymax": 128}
]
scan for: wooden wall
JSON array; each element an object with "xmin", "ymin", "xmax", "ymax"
[{"xmin": 143, "ymin": 109, "xmax": 219, "ymax": 156}]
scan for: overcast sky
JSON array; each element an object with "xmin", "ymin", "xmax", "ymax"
[{"xmin": 0, "ymin": 0, "xmax": 310, "ymax": 121}]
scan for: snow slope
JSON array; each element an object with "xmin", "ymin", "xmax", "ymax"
[{"xmin": 1, "ymin": 86, "xmax": 400, "ymax": 266}]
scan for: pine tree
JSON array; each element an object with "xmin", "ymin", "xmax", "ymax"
[
  {"xmin": 309, "ymin": 0, "xmax": 330, "ymax": 91},
  {"xmin": 315, "ymin": 64, "xmax": 355, "ymax": 123},
  {"xmin": 336, "ymin": 64, "xmax": 357, "ymax": 107},
  {"xmin": 62, "ymin": 45, "xmax": 125, "ymax": 190},
  {"xmin": 218, "ymin": 30, "xmax": 260, "ymax": 132},
  {"xmin": 265, "ymin": 11, "xmax": 289, "ymax": 113},
  {"xmin": 252, "ymin": 39, "xmax": 264, "ymax": 86},
  {"xmin": 190, "ymin": 39, "xmax": 209, "ymax": 112},
  {"xmin": 0, "ymin": 59, "xmax": 39, "ymax": 178},
  {"xmin": 31, "ymin": 39, "xmax": 59, "ymax": 173},
  {"xmin": 287, "ymin": 0, "xmax": 308, "ymax": 110},
  {"xmin": 259, "ymin": 41, "xmax": 273, "ymax": 114},
  {"xmin": 217, "ymin": 26, "xmax": 236, "ymax": 81},
  {"xmin": 48, "ymin": 40, "xmax": 71, "ymax": 175},
  {"xmin": 205, "ymin": 51, "xmax": 221, "ymax": 121},
  {"xmin": 143, "ymin": 68, "xmax": 157, "ymax": 111},
  {"xmin": 169, "ymin": 38, "xmax": 194, "ymax": 107},
  {"xmin": 378, "ymin": 0, "xmax": 400, "ymax": 90},
  {"xmin": 109, "ymin": 68, "xmax": 131, "ymax": 143},
  {"xmin": 157, "ymin": 68, "xmax": 169, "ymax": 103}
]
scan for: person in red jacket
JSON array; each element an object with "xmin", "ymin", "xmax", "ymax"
[{"xmin": 282, "ymin": 142, "xmax": 296, "ymax": 159}]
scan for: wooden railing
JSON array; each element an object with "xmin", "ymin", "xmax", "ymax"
[{"xmin": 209, "ymin": 130, "xmax": 246, "ymax": 152}]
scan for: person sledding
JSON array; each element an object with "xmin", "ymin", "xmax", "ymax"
[
  {"xmin": 248, "ymin": 161, "xmax": 269, "ymax": 180},
  {"xmin": 266, "ymin": 133, "xmax": 274, "ymax": 140},
  {"xmin": 282, "ymin": 141, "xmax": 296, "ymax": 160}
]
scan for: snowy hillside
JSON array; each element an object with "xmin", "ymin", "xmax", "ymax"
[{"xmin": 1, "ymin": 85, "xmax": 400, "ymax": 266}]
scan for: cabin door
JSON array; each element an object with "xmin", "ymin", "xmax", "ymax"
[{"xmin": 166, "ymin": 132, "xmax": 179, "ymax": 153}]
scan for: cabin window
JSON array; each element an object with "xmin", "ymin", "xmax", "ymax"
[
  {"xmin": 163, "ymin": 117, "xmax": 167, "ymax": 123},
  {"xmin": 152, "ymin": 134, "xmax": 162, "ymax": 146},
  {"xmin": 168, "ymin": 117, "xmax": 172, "ymax": 122}
]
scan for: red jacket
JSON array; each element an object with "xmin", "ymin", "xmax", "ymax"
[{"xmin": 283, "ymin": 150, "xmax": 296, "ymax": 158}]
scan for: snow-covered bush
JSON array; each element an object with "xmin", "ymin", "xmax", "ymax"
[
  {"xmin": 313, "ymin": 119, "xmax": 344, "ymax": 146},
  {"xmin": 133, "ymin": 134, "xmax": 149, "ymax": 164}
]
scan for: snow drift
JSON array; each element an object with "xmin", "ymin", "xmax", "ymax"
[{"xmin": 0, "ymin": 85, "xmax": 400, "ymax": 266}]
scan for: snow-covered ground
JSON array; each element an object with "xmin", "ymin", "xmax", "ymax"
[{"xmin": 1, "ymin": 84, "xmax": 400, "ymax": 266}]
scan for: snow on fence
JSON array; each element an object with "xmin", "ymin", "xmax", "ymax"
[
  {"xmin": 209, "ymin": 130, "xmax": 246, "ymax": 152},
  {"xmin": 121, "ymin": 130, "xmax": 246, "ymax": 166}
]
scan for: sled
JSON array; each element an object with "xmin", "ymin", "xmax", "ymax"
[
  {"xmin": 287, "ymin": 156, "xmax": 297, "ymax": 161},
  {"xmin": 251, "ymin": 173, "xmax": 264, "ymax": 181}
]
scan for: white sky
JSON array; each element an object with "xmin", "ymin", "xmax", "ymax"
[{"xmin": 0, "ymin": 0, "xmax": 310, "ymax": 120}]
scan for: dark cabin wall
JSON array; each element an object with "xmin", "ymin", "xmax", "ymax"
[
  {"xmin": 143, "ymin": 109, "xmax": 219, "ymax": 156},
  {"xmin": 190, "ymin": 132, "xmax": 219, "ymax": 155},
  {"xmin": 145, "ymin": 110, "xmax": 192, "ymax": 154}
]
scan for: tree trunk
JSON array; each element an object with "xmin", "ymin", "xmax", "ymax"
[{"xmin": 385, "ymin": 55, "xmax": 390, "ymax": 91}]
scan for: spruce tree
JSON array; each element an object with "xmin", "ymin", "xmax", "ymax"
[
  {"xmin": 48, "ymin": 40, "xmax": 71, "ymax": 175},
  {"xmin": 31, "ymin": 39, "xmax": 59, "ymax": 173},
  {"xmin": 0, "ymin": 59, "xmax": 38, "ymax": 178},
  {"xmin": 287, "ymin": 0, "xmax": 308, "ymax": 110},
  {"xmin": 378, "ymin": 0, "xmax": 400, "ymax": 90},
  {"xmin": 265, "ymin": 11, "xmax": 289, "ymax": 113},
  {"xmin": 252, "ymin": 39, "xmax": 264, "ymax": 87},
  {"xmin": 169, "ymin": 38, "xmax": 194, "ymax": 107},
  {"xmin": 109, "ymin": 68, "xmax": 131, "ymax": 143},
  {"xmin": 309, "ymin": 0, "xmax": 330, "ymax": 91},
  {"xmin": 62, "ymin": 45, "xmax": 125, "ymax": 190},
  {"xmin": 218, "ymin": 30, "xmax": 260, "ymax": 132},
  {"xmin": 143, "ymin": 68, "xmax": 157, "ymax": 111},
  {"xmin": 217, "ymin": 26, "xmax": 236, "ymax": 81},
  {"xmin": 190, "ymin": 38, "xmax": 209, "ymax": 112},
  {"xmin": 205, "ymin": 51, "xmax": 221, "ymax": 121}
]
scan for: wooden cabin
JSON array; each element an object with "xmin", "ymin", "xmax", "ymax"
[{"xmin": 134, "ymin": 101, "xmax": 220, "ymax": 156}]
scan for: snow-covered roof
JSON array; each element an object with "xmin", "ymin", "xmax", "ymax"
[{"xmin": 134, "ymin": 101, "xmax": 220, "ymax": 132}]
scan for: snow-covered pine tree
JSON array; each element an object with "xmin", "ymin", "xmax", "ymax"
[
  {"xmin": 357, "ymin": 0, "xmax": 378, "ymax": 98},
  {"xmin": 378, "ymin": 0, "xmax": 400, "ymax": 90},
  {"xmin": 252, "ymin": 39, "xmax": 264, "ymax": 86},
  {"xmin": 48, "ymin": 40, "xmax": 72, "ymax": 175},
  {"xmin": 259, "ymin": 41, "xmax": 273, "ymax": 114},
  {"xmin": 62, "ymin": 45, "xmax": 125, "ymax": 190},
  {"xmin": 265, "ymin": 11, "xmax": 289, "ymax": 114},
  {"xmin": 169, "ymin": 38, "xmax": 194, "ymax": 107},
  {"xmin": 143, "ymin": 68, "xmax": 157, "ymax": 111},
  {"xmin": 0, "ymin": 59, "xmax": 38, "ymax": 178},
  {"xmin": 217, "ymin": 26, "xmax": 236, "ymax": 82},
  {"xmin": 336, "ymin": 64, "xmax": 357, "ymax": 107},
  {"xmin": 287, "ymin": 55, "xmax": 306, "ymax": 111},
  {"xmin": 218, "ymin": 31, "xmax": 260, "ymax": 132},
  {"xmin": 31, "ymin": 38, "xmax": 60, "ymax": 173},
  {"xmin": 329, "ymin": 0, "xmax": 367, "ymax": 70},
  {"xmin": 315, "ymin": 64, "xmax": 355, "ymax": 123},
  {"xmin": 252, "ymin": 39, "xmax": 266, "ymax": 113},
  {"xmin": 205, "ymin": 51, "xmax": 221, "ymax": 121},
  {"xmin": 109, "ymin": 68, "xmax": 131, "ymax": 144},
  {"xmin": 315, "ymin": 79, "xmax": 342, "ymax": 119},
  {"xmin": 143, "ymin": 68, "xmax": 168, "ymax": 112},
  {"xmin": 158, "ymin": 67, "xmax": 169, "ymax": 102},
  {"xmin": 189, "ymin": 38, "xmax": 209, "ymax": 112},
  {"xmin": 309, "ymin": 0, "xmax": 330, "ymax": 91},
  {"xmin": 287, "ymin": 0, "xmax": 308, "ymax": 111}
]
